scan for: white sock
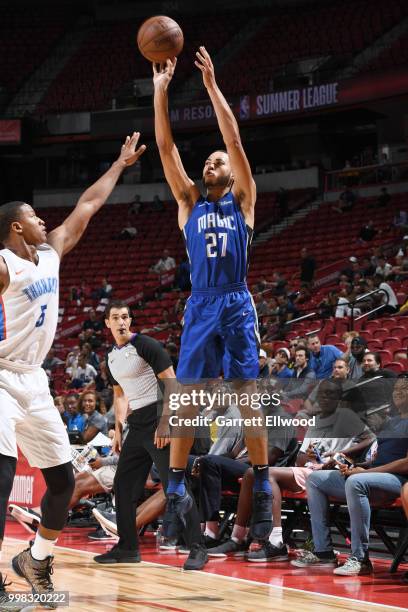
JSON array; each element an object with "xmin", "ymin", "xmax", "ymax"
[
  {"xmin": 268, "ymin": 527, "xmax": 283, "ymax": 547},
  {"xmin": 31, "ymin": 533, "xmax": 57, "ymax": 561},
  {"xmin": 204, "ymin": 522, "xmax": 219, "ymax": 539},
  {"xmin": 231, "ymin": 524, "xmax": 248, "ymax": 543}
]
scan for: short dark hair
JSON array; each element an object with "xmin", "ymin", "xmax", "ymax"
[
  {"xmin": 295, "ymin": 346, "xmax": 310, "ymax": 359},
  {"xmin": 364, "ymin": 351, "xmax": 381, "ymax": 366},
  {"xmin": 104, "ymin": 301, "xmax": 131, "ymax": 319},
  {"xmin": 0, "ymin": 201, "xmax": 26, "ymax": 243}
]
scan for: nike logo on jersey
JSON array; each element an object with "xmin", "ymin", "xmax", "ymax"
[
  {"xmin": 242, "ymin": 311, "xmax": 250, "ymax": 316},
  {"xmin": 16, "ymin": 270, "xmax": 24, "ymax": 275}
]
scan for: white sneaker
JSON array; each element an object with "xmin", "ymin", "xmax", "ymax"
[
  {"xmin": 92, "ymin": 508, "xmax": 117, "ymax": 537},
  {"xmin": 8, "ymin": 505, "xmax": 41, "ymax": 534},
  {"xmin": 333, "ymin": 556, "xmax": 373, "ymax": 576}
]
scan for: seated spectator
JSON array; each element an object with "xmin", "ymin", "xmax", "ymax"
[
  {"xmin": 373, "ymin": 273, "xmax": 399, "ymax": 314},
  {"xmin": 361, "ymin": 256, "xmax": 376, "ymax": 277},
  {"xmin": 42, "ymin": 348, "xmax": 64, "ymax": 374},
  {"xmin": 341, "ymin": 256, "xmax": 361, "ymax": 281},
  {"xmin": 259, "ymin": 349, "xmax": 270, "ymax": 378},
  {"xmin": 390, "ymin": 255, "xmax": 408, "ymax": 281},
  {"xmin": 308, "ymin": 334, "xmax": 343, "ymax": 379},
  {"xmin": 208, "ymin": 380, "xmax": 373, "ymax": 559},
  {"xmin": 69, "ymin": 353, "xmax": 98, "ymax": 389},
  {"xmin": 80, "ymin": 342, "xmax": 100, "ymax": 371},
  {"xmin": 175, "ymin": 257, "xmax": 191, "ymax": 291},
  {"xmin": 393, "ymin": 210, "xmax": 408, "ymax": 232},
  {"xmin": 152, "ymin": 194, "xmax": 164, "ymax": 211},
  {"xmin": 80, "ymin": 390, "xmax": 108, "ymax": 443},
  {"xmin": 98, "ymin": 277, "xmax": 113, "ymax": 300},
  {"xmin": 254, "ymin": 274, "xmax": 273, "ymax": 293},
  {"xmin": 300, "ymin": 247, "xmax": 316, "ymax": 285},
  {"xmin": 80, "ymin": 308, "xmax": 104, "ymax": 349},
  {"xmin": 375, "ymin": 256, "xmax": 392, "ymax": 278},
  {"xmin": 277, "ymin": 294, "xmax": 298, "ymax": 322},
  {"xmin": 270, "ymin": 271, "xmax": 287, "ymax": 296},
  {"xmin": 256, "ymin": 294, "xmax": 270, "ymax": 317},
  {"xmin": 94, "ymin": 360, "xmax": 113, "ymax": 409},
  {"xmin": 270, "ymin": 348, "xmax": 293, "ymax": 379},
  {"xmin": 293, "ymin": 376, "xmax": 408, "ymax": 575},
  {"xmin": 152, "ymin": 249, "xmax": 176, "ymax": 274},
  {"xmin": 347, "ymin": 336, "xmax": 368, "ymax": 380},
  {"xmin": 371, "ymin": 186, "xmax": 391, "ymax": 209},
  {"xmin": 201, "ymin": 399, "xmax": 296, "ymax": 548},
  {"xmin": 332, "ymin": 188, "xmax": 356, "ymax": 213},
  {"xmin": 293, "ymin": 284, "xmax": 312, "ymax": 307},
  {"xmin": 358, "ymin": 220, "xmax": 379, "ymax": 243},
  {"xmin": 342, "ymin": 331, "xmax": 360, "ymax": 359},
  {"xmin": 282, "ymin": 347, "xmax": 316, "ymax": 400},
  {"xmin": 63, "ymin": 393, "xmax": 85, "ymax": 433},
  {"xmin": 128, "ymin": 193, "xmax": 141, "ymax": 215},
  {"xmin": 117, "ymin": 221, "xmax": 137, "ymax": 240},
  {"xmin": 345, "ymin": 351, "xmax": 396, "ymax": 432},
  {"xmin": 54, "ymin": 396, "xmax": 65, "ymax": 422},
  {"xmin": 335, "ymin": 287, "xmax": 359, "ymax": 318},
  {"xmin": 318, "ymin": 290, "xmax": 338, "ymax": 319}
]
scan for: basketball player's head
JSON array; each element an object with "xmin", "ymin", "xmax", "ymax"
[
  {"xmin": 0, "ymin": 201, "xmax": 46, "ymax": 246},
  {"xmin": 105, "ymin": 301, "xmax": 132, "ymax": 343},
  {"xmin": 203, "ymin": 150, "xmax": 233, "ymax": 191}
]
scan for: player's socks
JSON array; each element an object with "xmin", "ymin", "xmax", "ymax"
[
  {"xmin": 231, "ymin": 524, "xmax": 248, "ymax": 543},
  {"xmin": 253, "ymin": 465, "xmax": 272, "ymax": 494},
  {"xmin": 31, "ymin": 533, "xmax": 56, "ymax": 561},
  {"xmin": 167, "ymin": 468, "xmax": 186, "ymax": 496},
  {"xmin": 269, "ymin": 527, "xmax": 283, "ymax": 547}
]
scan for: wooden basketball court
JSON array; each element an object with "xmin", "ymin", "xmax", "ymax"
[{"xmin": 2, "ymin": 536, "xmax": 407, "ymax": 612}]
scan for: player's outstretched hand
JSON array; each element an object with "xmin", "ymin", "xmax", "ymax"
[
  {"xmin": 117, "ymin": 132, "xmax": 146, "ymax": 168},
  {"xmin": 195, "ymin": 46, "xmax": 216, "ymax": 89},
  {"xmin": 153, "ymin": 58, "xmax": 177, "ymax": 90}
]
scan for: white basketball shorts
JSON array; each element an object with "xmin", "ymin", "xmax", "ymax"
[{"xmin": 0, "ymin": 367, "xmax": 72, "ymax": 469}]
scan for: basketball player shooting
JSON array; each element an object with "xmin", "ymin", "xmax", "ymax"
[
  {"xmin": 153, "ymin": 48, "xmax": 272, "ymax": 542},
  {"xmin": 0, "ymin": 132, "xmax": 145, "ymax": 609}
]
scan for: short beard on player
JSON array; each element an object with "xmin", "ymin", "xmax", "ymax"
[{"xmin": 204, "ymin": 173, "xmax": 233, "ymax": 190}]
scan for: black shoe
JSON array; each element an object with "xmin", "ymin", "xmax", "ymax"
[
  {"xmin": 247, "ymin": 541, "xmax": 289, "ymax": 562},
  {"xmin": 0, "ymin": 572, "xmax": 26, "ymax": 611},
  {"xmin": 202, "ymin": 535, "xmax": 221, "ymax": 549},
  {"xmin": 93, "ymin": 545, "xmax": 141, "ymax": 564},
  {"xmin": 162, "ymin": 491, "xmax": 193, "ymax": 539},
  {"xmin": 88, "ymin": 526, "xmax": 115, "ymax": 541},
  {"xmin": 250, "ymin": 491, "xmax": 272, "ymax": 540},
  {"xmin": 183, "ymin": 544, "xmax": 208, "ymax": 570}
]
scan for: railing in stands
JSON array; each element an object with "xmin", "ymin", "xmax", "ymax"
[
  {"xmin": 325, "ymin": 160, "xmax": 408, "ymax": 191},
  {"xmin": 349, "ymin": 288, "xmax": 389, "ymax": 330}
]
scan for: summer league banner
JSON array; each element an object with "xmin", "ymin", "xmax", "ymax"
[{"xmin": 91, "ymin": 67, "xmax": 408, "ymax": 137}]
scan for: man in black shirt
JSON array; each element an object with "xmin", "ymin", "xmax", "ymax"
[
  {"xmin": 93, "ymin": 301, "xmax": 207, "ymax": 570},
  {"xmin": 300, "ymin": 247, "xmax": 316, "ymax": 285}
]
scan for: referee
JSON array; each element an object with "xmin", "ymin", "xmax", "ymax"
[{"xmin": 93, "ymin": 301, "xmax": 207, "ymax": 570}]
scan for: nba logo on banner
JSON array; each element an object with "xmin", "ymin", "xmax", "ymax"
[{"xmin": 240, "ymin": 95, "xmax": 250, "ymax": 120}]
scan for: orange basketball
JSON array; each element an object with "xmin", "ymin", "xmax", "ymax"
[{"xmin": 137, "ymin": 15, "xmax": 184, "ymax": 63}]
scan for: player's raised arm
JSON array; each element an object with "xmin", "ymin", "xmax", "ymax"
[
  {"xmin": 47, "ymin": 132, "xmax": 146, "ymax": 258},
  {"xmin": 195, "ymin": 47, "xmax": 256, "ymax": 227},
  {"xmin": 153, "ymin": 59, "xmax": 200, "ymax": 229}
]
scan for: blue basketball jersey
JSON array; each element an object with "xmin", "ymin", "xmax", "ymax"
[{"xmin": 183, "ymin": 192, "xmax": 253, "ymax": 291}]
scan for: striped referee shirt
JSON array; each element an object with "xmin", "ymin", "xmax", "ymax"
[{"xmin": 105, "ymin": 333, "xmax": 172, "ymax": 411}]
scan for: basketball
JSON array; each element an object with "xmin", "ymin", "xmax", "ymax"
[{"xmin": 137, "ymin": 15, "xmax": 184, "ymax": 63}]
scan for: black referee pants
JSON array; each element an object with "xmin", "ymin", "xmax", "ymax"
[{"xmin": 114, "ymin": 403, "xmax": 201, "ymax": 550}]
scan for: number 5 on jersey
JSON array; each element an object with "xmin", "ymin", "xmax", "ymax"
[
  {"xmin": 205, "ymin": 232, "xmax": 228, "ymax": 258},
  {"xmin": 35, "ymin": 304, "xmax": 47, "ymax": 327}
]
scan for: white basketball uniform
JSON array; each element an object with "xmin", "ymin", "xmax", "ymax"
[{"xmin": 0, "ymin": 244, "xmax": 71, "ymax": 468}]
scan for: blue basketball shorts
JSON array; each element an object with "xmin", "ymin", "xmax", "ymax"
[{"xmin": 176, "ymin": 283, "xmax": 260, "ymax": 382}]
